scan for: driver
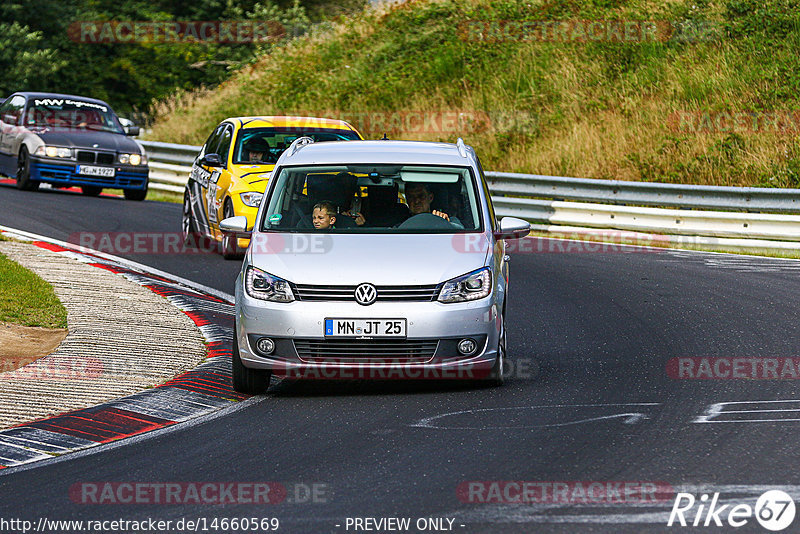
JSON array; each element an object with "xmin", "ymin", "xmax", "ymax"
[
  {"xmin": 404, "ymin": 182, "xmax": 451, "ymax": 221},
  {"xmin": 244, "ymin": 138, "xmax": 271, "ymax": 162}
]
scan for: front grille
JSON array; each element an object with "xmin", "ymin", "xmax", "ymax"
[
  {"xmin": 75, "ymin": 151, "xmax": 115, "ymax": 164},
  {"xmin": 294, "ymin": 339, "xmax": 438, "ymax": 363},
  {"xmin": 77, "ymin": 151, "xmax": 95, "ymax": 163},
  {"xmin": 293, "ymin": 284, "xmax": 440, "ymax": 302}
]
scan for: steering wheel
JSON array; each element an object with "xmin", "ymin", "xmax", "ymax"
[{"xmin": 397, "ymin": 212, "xmax": 457, "ymax": 230}]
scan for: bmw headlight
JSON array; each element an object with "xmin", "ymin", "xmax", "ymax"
[
  {"xmin": 246, "ymin": 266, "xmax": 294, "ymax": 302},
  {"xmin": 119, "ymin": 153, "xmax": 144, "ymax": 165},
  {"xmin": 34, "ymin": 146, "xmax": 71, "ymax": 158},
  {"xmin": 240, "ymin": 192, "xmax": 264, "ymax": 208},
  {"xmin": 438, "ymin": 267, "xmax": 492, "ymax": 303}
]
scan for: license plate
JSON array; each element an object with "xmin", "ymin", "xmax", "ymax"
[
  {"xmin": 77, "ymin": 165, "xmax": 115, "ymax": 177},
  {"xmin": 325, "ymin": 318, "xmax": 406, "ymax": 338}
]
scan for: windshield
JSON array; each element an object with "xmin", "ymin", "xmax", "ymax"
[
  {"xmin": 233, "ymin": 128, "xmax": 361, "ymax": 164},
  {"xmin": 260, "ymin": 164, "xmax": 483, "ymax": 233},
  {"xmin": 24, "ymin": 98, "xmax": 123, "ymax": 133}
]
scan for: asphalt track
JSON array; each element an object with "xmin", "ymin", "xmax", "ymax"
[{"xmin": 1, "ymin": 183, "xmax": 800, "ymax": 533}]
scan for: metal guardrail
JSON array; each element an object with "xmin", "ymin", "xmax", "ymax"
[
  {"xmin": 139, "ymin": 140, "xmax": 800, "ymax": 245},
  {"xmin": 485, "ymin": 171, "xmax": 800, "ymax": 213}
]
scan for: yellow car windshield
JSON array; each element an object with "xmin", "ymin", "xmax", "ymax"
[{"xmin": 233, "ymin": 128, "xmax": 361, "ymax": 164}]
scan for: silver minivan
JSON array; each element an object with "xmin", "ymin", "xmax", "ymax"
[{"xmin": 222, "ymin": 138, "xmax": 530, "ymax": 393}]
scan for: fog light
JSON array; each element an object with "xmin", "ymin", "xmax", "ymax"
[
  {"xmin": 256, "ymin": 337, "xmax": 275, "ymax": 355},
  {"xmin": 457, "ymin": 338, "xmax": 477, "ymax": 355}
]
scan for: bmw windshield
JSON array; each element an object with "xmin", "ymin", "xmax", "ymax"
[
  {"xmin": 260, "ymin": 164, "xmax": 483, "ymax": 233},
  {"xmin": 24, "ymin": 98, "xmax": 124, "ymax": 134}
]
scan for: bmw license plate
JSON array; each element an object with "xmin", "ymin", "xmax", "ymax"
[
  {"xmin": 77, "ymin": 165, "xmax": 115, "ymax": 177},
  {"xmin": 325, "ymin": 318, "xmax": 406, "ymax": 338}
]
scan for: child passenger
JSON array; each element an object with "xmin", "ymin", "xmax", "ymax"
[{"xmin": 312, "ymin": 201, "xmax": 337, "ymax": 230}]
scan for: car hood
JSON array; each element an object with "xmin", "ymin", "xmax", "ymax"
[
  {"xmin": 248, "ymin": 233, "xmax": 491, "ymax": 286},
  {"xmin": 234, "ymin": 165, "xmax": 275, "ymax": 187},
  {"xmin": 32, "ymin": 129, "xmax": 140, "ymax": 153}
]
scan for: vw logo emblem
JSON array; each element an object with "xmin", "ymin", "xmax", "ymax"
[{"xmin": 354, "ymin": 283, "xmax": 377, "ymax": 306}]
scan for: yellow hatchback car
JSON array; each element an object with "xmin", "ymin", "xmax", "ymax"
[{"xmin": 181, "ymin": 116, "xmax": 362, "ymax": 258}]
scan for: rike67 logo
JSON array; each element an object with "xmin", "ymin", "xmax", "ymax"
[{"xmin": 668, "ymin": 490, "xmax": 796, "ymax": 531}]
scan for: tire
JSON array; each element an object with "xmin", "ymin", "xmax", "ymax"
[
  {"xmin": 181, "ymin": 190, "xmax": 199, "ymax": 245},
  {"xmin": 81, "ymin": 186, "xmax": 102, "ymax": 196},
  {"xmin": 487, "ymin": 315, "xmax": 506, "ymax": 387},
  {"xmin": 221, "ymin": 199, "xmax": 245, "ymax": 260},
  {"xmin": 232, "ymin": 326, "xmax": 271, "ymax": 394},
  {"xmin": 124, "ymin": 187, "xmax": 147, "ymax": 201},
  {"xmin": 15, "ymin": 147, "xmax": 39, "ymax": 191}
]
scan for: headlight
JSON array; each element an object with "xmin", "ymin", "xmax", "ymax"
[
  {"xmin": 240, "ymin": 192, "xmax": 264, "ymax": 207},
  {"xmin": 245, "ymin": 266, "xmax": 294, "ymax": 302},
  {"xmin": 119, "ymin": 153, "xmax": 143, "ymax": 165},
  {"xmin": 438, "ymin": 267, "xmax": 492, "ymax": 303},
  {"xmin": 34, "ymin": 146, "xmax": 71, "ymax": 158}
]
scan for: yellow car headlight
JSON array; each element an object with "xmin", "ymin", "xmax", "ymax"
[{"xmin": 240, "ymin": 192, "xmax": 264, "ymax": 208}]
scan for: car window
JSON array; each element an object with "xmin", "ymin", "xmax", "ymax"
[
  {"xmin": 200, "ymin": 124, "xmax": 226, "ymax": 159},
  {"xmin": 0, "ymin": 95, "xmax": 25, "ymax": 126},
  {"xmin": 233, "ymin": 128, "xmax": 361, "ymax": 164},
  {"xmin": 260, "ymin": 164, "xmax": 482, "ymax": 234},
  {"xmin": 216, "ymin": 125, "xmax": 233, "ymax": 165},
  {"xmin": 23, "ymin": 97, "xmax": 123, "ymax": 133}
]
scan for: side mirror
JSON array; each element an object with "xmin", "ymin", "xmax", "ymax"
[
  {"xmin": 200, "ymin": 153, "xmax": 223, "ymax": 167},
  {"xmin": 125, "ymin": 126, "xmax": 140, "ymax": 136},
  {"xmin": 219, "ymin": 215, "xmax": 251, "ymax": 236},
  {"xmin": 493, "ymin": 217, "xmax": 531, "ymax": 240}
]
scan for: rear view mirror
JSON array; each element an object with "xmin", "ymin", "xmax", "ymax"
[
  {"xmin": 494, "ymin": 217, "xmax": 531, "ymax": 240},
  {"xmin": 220, "ymin": 216, "xmax": 251, "ymax": 236},
  {"xmin": 201, "ymin": 153, "xmax": 223, "ymax": 167},
  {"xmin": 125, "ymin": 126, "xmax": 140, "ymax": 136}
]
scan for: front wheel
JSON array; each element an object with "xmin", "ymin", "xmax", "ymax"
[
  {"xmin": 232, "ymin": 326, "xmax": 272, "ymax": 394},
  {"xmin": 15, "ymin": 147, "xmax": 39, "ymax": 191},
  {"xmin": 221, "ymin": 200, "xmax": 245, "ymax": 260},
  {"xmin": 181, "ymin": 190, "xmax": 198, "ymax": 245},
  {"xmin": 124, "ymin": 187, "xmax": 147, "ymax": 201},
  {"xmin": 488, "ymin": 316, "xmax": 506, "ymax": 387}
]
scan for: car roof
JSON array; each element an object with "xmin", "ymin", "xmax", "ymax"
[
  {"xmin": 227, "ymin": 116, "xmax": 358, "ymax": 132},
  {"xmin": 278, "ymin": 140, "xmax": 476, "ymax": 167},
  {"xmin": 11, "ymin": 92, "xmax": 112, "ymax": 107}
]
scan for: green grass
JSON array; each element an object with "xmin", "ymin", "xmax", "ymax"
[
  {"xmin": 147, "ymin": 0, "xmax": 800, "ymax": 189},
  {"xmin": 0, "ymin": 252, "xmax": 68, "ymax": 328}
]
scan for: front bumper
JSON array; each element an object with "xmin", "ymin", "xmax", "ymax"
[
  {"xmin": 235, "ymin": 284, "xmax": 501, "ymax": 379},
  {"xmin": 29, "ymin": 157, "xmax": 148, "ymax": 190}
]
